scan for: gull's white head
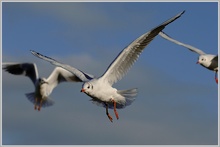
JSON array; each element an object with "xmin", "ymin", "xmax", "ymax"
[
  {"xmin": 81, "ymin": 82, "xmax": 93, "ymax": 94},
  {"xmin": 197, "ymin": 54, "xmax": 213, "ymax": 68}
]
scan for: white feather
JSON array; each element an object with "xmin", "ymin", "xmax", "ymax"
[{"xmin": 159, "ymin": 31, "xmax": 206, "ymax": 55}]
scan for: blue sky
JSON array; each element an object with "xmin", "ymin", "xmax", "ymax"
[{"xmin": 1, "ymin": 2, "xmax": 218, "ymax": 145}]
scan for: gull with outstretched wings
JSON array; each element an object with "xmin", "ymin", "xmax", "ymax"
[
  {"xmin": 2, "ymin": 62, "xmax": 85, "ymax": 110},
  {"xmin": 159, "ymin": 31, "xmax": 218, "ymax": 83},
  {"xmin": 31, "ymin": 11, "xmax": 185, "ymax": 122}
]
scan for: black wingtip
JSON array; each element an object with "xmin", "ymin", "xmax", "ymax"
[
  {"xmin": 182, "ymin": 10, "xmax": 186, "ymax": 14},
  {"xmin": 30, "ymin": 50, "xmax": 37, "ymax": 55},
  {"xmin": 30, "ymin": 50, "xmax": 61, "ymax": 64},
  {"xmin": 30, "ymin": 50, "xmax": 43, "ymax": 58},
  {"xmin": 161, "ymin": 10, "xmax": 185, "ymax": 27},
  {"xmin": 178, "ymin": 10, "xmax": 185, "ymax": 16},
  {"xmin": 175, "ymin": 10, "xmax": 185, "ymax": 19}
]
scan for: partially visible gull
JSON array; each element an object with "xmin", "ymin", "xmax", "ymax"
[
  {"xmin": 31, "ymin": 11, "xmax": 185, "ymax": 122},
  {"xmin": 2, "ymin": 62, "xmax": 82, "ymax": 110},
  {"xmin": 159, "ymin": 31, "xmax": 218, "ymax": 83}
]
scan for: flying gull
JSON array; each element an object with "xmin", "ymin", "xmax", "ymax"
[
  {"xmin": 31, "ymin": 11, "xmax": 185, "ymax": 122},
  {"xmin": 159, "ymin": 31, "xmax": 218, "ymax": 83},
  {"xmin": 2, "ymin": 62, "xmax": 81, "ymax": 111}
]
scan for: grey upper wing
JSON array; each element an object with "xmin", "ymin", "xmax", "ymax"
[
  {"xmin": 2, "ymin": 62, "xmax": 39, "ymax": 85},
  {"xmin": 30, "ymin": 50, "xmax": 94, "ymax": 82},
  {"xmin": 159, "ymin": 31, "xmax": 206, "ymax": 55},
  {"xmin": 100, "ymin": 11, "xmax": 185, "ymax": 85},
  {"xmin": 46, "ymin": 67, "xmax": 83, "ymax": 91},
  {"xmin": 212, "ymin": 56, "xmax": 218, "ymax": 63}
]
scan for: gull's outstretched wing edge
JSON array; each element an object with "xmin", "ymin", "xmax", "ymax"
[
  {"xmin": 30, "ymin": 50, "xmax": 94, "ymax": 82},
  {"xmin": 2, "ymin": 62, "xmax": 39, "ymax": 85},
  {"xmin": 159, "ymin": 31, "xmax": 206, "ymax": 55},
  {"xmin": 100, "ymin": 11, "xmax": 185, "ymax": 85}
]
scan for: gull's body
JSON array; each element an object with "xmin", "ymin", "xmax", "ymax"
[
  {"xmin": 159, "ymin": 31, "xmax": 218, "ymax": 83},
  {"xmin": 3, "ymin": 62, "xmax": 78, "ymax": 110},
  {"xmin": 31, "ymin": 11, "xmax": 185, "ymax": 122}
]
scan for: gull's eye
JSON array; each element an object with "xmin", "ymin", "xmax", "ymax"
[{"xmin": 87, "ymin": 85, "xmax": 90, "ymax": 89}]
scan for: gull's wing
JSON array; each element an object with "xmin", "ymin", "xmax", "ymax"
[
  {"xmin": 30, "ymin": 50, "xmax": 94, "ymax": 82},
  {"xmin": 159, "ymin": 31, "xmax": 206, "ymax": 55},
  {"xmin": 46, "ymin": 67, "xmax": 83, "ymax": 91},
  {"xmin": 100, "ymin": 11, "xmax": 185, "ymax": 85},
  {"xmin": 210, "ymin": 55, "xmax": 218, "ymax": 71},
  {"xmin": 212, "ymin": 56, "xmax": 218, "ymax": 64},
  {"xmin": 2, "ymin": 62, "xmax": 39, "ymax": 85}
]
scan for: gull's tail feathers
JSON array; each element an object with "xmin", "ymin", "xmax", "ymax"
[
  {"xmin": 90, "ymin": 88, "xmax": 137, "ymax": 109},
  {"xmin": 117, "ymin": 88, "xmax": 137, "ymax": 107},
  {"xmin": 25, "ymin": 92, "xmax": 55, "ymax": 108}
]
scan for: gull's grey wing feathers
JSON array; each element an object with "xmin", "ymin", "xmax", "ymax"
[
  {"xmin": 2, "ymin": 62, "xmax": 39, "ymax": 85},
  {"xmin": 100, "ymin": 10, "xmax": 185, "ymax": 85},
  {"xmin": 212, "ymin": 56, "xmax": 218, "ymax": 63},
  {"xmin": 159, "ymin": 31, "xmax": 206, "ymax": 55},
  {"xmin": 209, "ymin": 56, "xmax": 218, "ymax": 71},
  {"xmin": 46, "ymin": 67, "xmax": 83, "ymax": 91},
  {"xmin": 30, "ymin": 50, "xmax": 94, "ymax": 82}
]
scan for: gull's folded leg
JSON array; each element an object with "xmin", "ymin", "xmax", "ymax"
[
  {"xmin": 38, "ymin": 99, "xmax": 43, "ymax": 111},
  {"xmin": 34, "ymin": 98, "xmax": 38, "ymax": 110},
  {"xmin": 215, "ymin": 72, "xmax": 218, "ymax": 84},
  {"xmin": 111, "ymin": 99, "xmax": 119, "ymax": 120},
  {"xmin": 105, "ymin": 103, "xmax": 113, "ymax": 122}
]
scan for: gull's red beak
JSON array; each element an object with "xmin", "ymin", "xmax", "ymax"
[
  {"xmin": 196, "ymin": 61, "xmax": 200, "ymax": 64},
  {"xmin": 81, "ymin": 89, "xmax": 85, "ymax": 92}
]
